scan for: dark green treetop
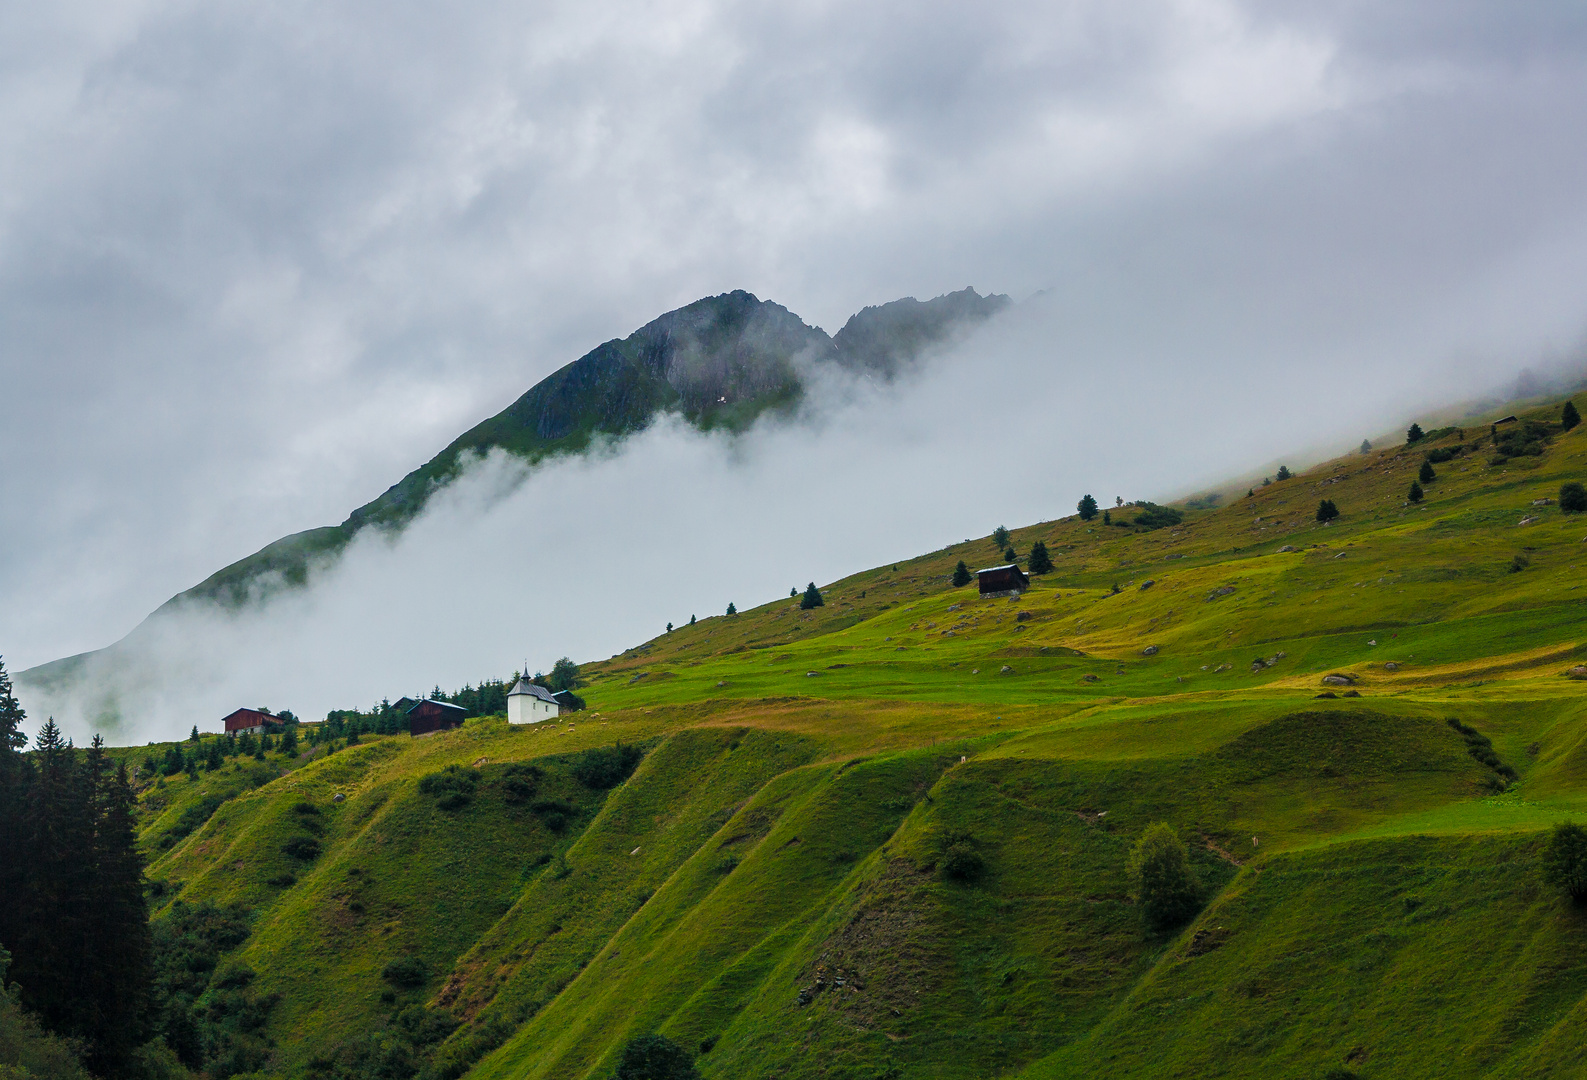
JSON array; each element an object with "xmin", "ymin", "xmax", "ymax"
[
  {"xmin": 800, "ymin": 582, "xmax": 824, "ymax": 610},
  {"xmin": 1407, "ymin": 422, "xmax": 1425, "ymax": 443},
  {"xmin": 1077, "ymin": 494, "xmax": 1098, "ymax": 521},
  {"xmin": 952, "ymin": 561, "xmax": 972, "ymax": 587},
  {"xmin": 1408, "ymin": 480, "xmax": 1424, "ymax": 503},
  {"xmin": 1027, "ymin": 541, "xmax": 1054, "ymax": 575}
]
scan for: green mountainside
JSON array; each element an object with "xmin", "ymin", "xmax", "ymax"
[
  {"xmin": 17, "ymin": 288, "xmax": 1008, "ymax": 698},
  {"xmin": 78, "ymin": 387, "xmax": 1587, "ymax": 1080}
]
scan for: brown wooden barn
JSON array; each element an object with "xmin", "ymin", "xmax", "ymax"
[
  {"xmin": 406, "ymin": 699, "xmax": 467, "ymax": 737},
  {"xmin": 221, "ymin": 708, "xmax": 276, "ymax": 735},
  {"xmin": 977, "ymin": 563, "xmax": 1029, "ymax": 598}
]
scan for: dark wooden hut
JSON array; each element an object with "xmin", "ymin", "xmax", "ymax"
[
  {"xmin": 221, "ymin": 708, "xmax": 275, "ymax": 735},
  {"xmin": 977, "ymin": 563, "xmax": 1029, "ymax": 598},
  {"xmin": 407, "ymin": 699, "xmax": 467, "ymax": 737}
]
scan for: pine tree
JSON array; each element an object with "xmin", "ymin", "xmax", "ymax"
[
  {"xmin": 991, "ymin": 525, "xmax": 1010, "ymax": 548},
  {"xmin": 726, "ymin": 602, "xmax": 737, "ymax": 616},
  {"xmin": 1419, "ymin": 460, "xmax": 1436, "ymax": 483},
  {"xmin": 666, "ymin": 622, "xmax": 673, "ymax": 633},
  {"xmin": 82, "ymin": 755, "xmax": 151, "ymax": 1075},
  {"xmin": 1316, "ymin": 499, "xmax": 1339, "ymax": 523},
  {"xmin": 0, "ymin": 656, "xmax": 28, "ymax": 984},
  {"xmin": 1560, "ymin": 482, "xmax": 1587, "ymax": 513},
  {"xmin": 1564, "ymin": 400, "xmax": 1581, "ymax": 431},
  {"xmin": 1003, "ymin": 547, "xmax": 1017, "ymax": 563},
  {"xmin": 689, "ymin": 614, "xmax": 696, "ymax": 626},
  {"xmin": 1262, "ymin": 476, "xmax": 1271, "ymax": 486},
  {"xmin": 800, "ymin": 582, "xmax": 824, "ymax": 610},
  {"xmin": 1408, "ymin": 480, "xmax": 1424, "ymax": 503},
  {"xmin": 1103, "ymin": 510, "xmax": 1111, "ymax": 525},
  {"xmin": 1276, "ymin": 465, "xmax": 1292, "ymax": 481},
  {"xmin": 1407, "ymin": 422, "xmax": 1424, "ymax": 443},
  {"xmin": 1077, "ymin": 494, "xmax": 1098, "ymax": 521},
  {"xmin": 1027, "ymin": 541, "xmax": 1054, "ymax": 575},
  {"xmin": 189, "ymin": 725, "xmax": 200, "ymax": 742},
  {"xmin": 1360, "ymin": 439, "xmax": 1372, "ymax": 453},
  {"xmin": 952, "ymin": 561, "xmax": 972, "ymax": 587}
]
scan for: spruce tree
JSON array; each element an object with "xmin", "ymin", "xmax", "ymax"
[
  {"xmin": 689, "ymin": 614, "xmax": 696, "ymax": 625},
  {"xmin": 1419, "ymin": 460, "xmax": 1436, "ymax": 484},
  {"xmin": 726, "ymin": 602, "xmax": 737, "ymax": 616},
  {"xmin": 1316, "ymin": 499, "xmax": 1339, "ymax": 523},
  {"xmin": 1003, "ymin": 547, "xmax": 1017, "ymax": 563},
  {"xmin": 1027, "ymin": 541, "xmax": 1054, "ymax": 575},
  {"xmin": 1360, "ymin": 439, "xmax": 1372, "ymax": 453},
  {"xmin": 1103, "ymin": 510, "xmax": 1111, "ymax": 525},
  {"xmin": 992, "ymin": 525, "xmax": 1010, "ymax": 548},
  {"xmin": 800, "ymin": 582, "xmax": 824, "ymax": 610},
  {"xmin": 1564, "ymin": 400, "xmax": 1581, "ymax": 431},
  {"xmin": 1408, "ymin": 480, "xmax": 1424, "ymax": 503},
  {"xmin": 952, "ymin": 561, "xmax": 972, "ymax": 587},
  {"xmin": 189, "ymin": 724, "xmax": 200, "ymax": 742},
  {"xmin": 1276, "ymin": 465, "xmax": 1291, "ymax": 481},
  {"xmin": 1560, "ymin": 482, "xmax": 1587, "ymax": 513},
  {"xmin": 1407, "ymin": 422, "xmax": 1424, "ymax": 443},
  {"xmin": 1077, "ymin": 494, "xmax": 1099, "ymax": 521}
]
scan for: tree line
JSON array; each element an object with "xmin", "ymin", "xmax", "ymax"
[{"xmin": 0, "ymin": 657, "xmax": 152, "ymax": 1079}]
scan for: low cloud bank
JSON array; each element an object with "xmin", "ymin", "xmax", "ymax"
[{"xmin": 17, "ymin": 288, "xmax": 1549, "ymax": 743}]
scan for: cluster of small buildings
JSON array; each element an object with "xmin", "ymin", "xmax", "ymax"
[{"xmin": 219, "ymin": 676, "xmax": 579, "ymax": 741}]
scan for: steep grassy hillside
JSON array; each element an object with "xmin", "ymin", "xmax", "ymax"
[{"xmin": 103, "ymin": 386, "xmax": 1587, "ymax": 1079}]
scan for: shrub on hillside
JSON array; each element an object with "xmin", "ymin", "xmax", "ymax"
[
  {"xmin": 1508, "ymin": 553, "xmax": 1530, "ymax": 574},
  {"xmin": 1130, "ymin": 503, "xmax": 1184, "ymax": 530},
  {"xmin": 572, "ymin": 743, "xmax": 643, "ymax": 789},
  {"xmin": 281, "ymin": 836, "xmax": 322, "ymax": 861},
  {"xmin": 940, "ymin": 840, "xmax": 985, "ymax": 883},
  {"xmin": 1027, "ymin": 541, "xmax": 1054, "ymax": 575},
  {"xmin": 1127, "ymin": 823, "xmax": 1200, "ymax": 930},
  {"xmin": 952, "ymin": 560, "xmax": 972, "ymax": 587},
  {"xmin": 1542, "ymin": 822, "xmax": 1587, "ymax": 901},
  {"xmin": 530, "ymin": 800, "xmax": 575, "ymax": 833},
  {"xmin": 418, "ymin": 766, "xmax": 479, "ymax": 810},
  {"xmin": 1425, "ymin": 445, "xmax": 1460, "ymax": 463},
  {"xmin": 381, "ymin": 956, "xmax": 428, "ymax": 989},
  {"xmin": 1492, "ymin": 420, "xmax": 1551, "ymax": 463},
  {"xmin": 1561, "ymin": 482, "xmax": 1587, "ymax": 513},
  {"xmin": 614, "ymin": 1034, "xmax": 700, "ymax": 1080},
  {"xmin": 1077, "ymin": 494, "xmax": 1099, "ymax": 521}
]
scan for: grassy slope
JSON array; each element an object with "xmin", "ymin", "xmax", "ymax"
[{"xmin": 123, "ymin": 390, "xmax": 1587, "ymax": 1079}]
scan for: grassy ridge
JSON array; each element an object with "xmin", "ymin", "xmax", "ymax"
[{"xmin": 113, "ymin": 389, "xmax": 1587, "ymax": 1078}]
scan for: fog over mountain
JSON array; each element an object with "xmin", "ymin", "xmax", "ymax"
[{"xmin": 5, "ymin": 0, "xmax": 1587, "ymax": 739}]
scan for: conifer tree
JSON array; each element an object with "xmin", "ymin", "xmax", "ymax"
[
  {"xmin": 1407, "ymin": 422, "xmax": 1424, "ymax": 443},
  {"xmin": 1027, "ymin": 541, "xmax": 1054, "ymax": 575},
  {"xmin": 1360, "ymin": 439, "xmax": 1372, "ymax": 453},
  {"xmin": 1419, "ymin": 460, "xmax": 1436, "ymax": 484},
  {"xmin": 726, "ymin": 602, "xmax": 737, "ymax": 616},
  {"xmin": 1077, "ymin": 494, "xmax": 1098, "ymax": 521},
  {"xmin": 1560, "ymin": 482, "xmax": 1587, "ymax": 513},
  {"xmin": 689, "ymin": 614, "xmax": 696, "ymax": 626},
  {"xmin": 189, "ymin": 725, "xmax": 200, "ymax": 742},
  {"xmin": 1316, "ymin": 499, "xmax": 1339, "ymax": 523},
  {"xmin": 1003, "ymin": 547, "xmax": 1017, "ymax": 563},
  {"xmin": 952, "ymin": 561, "xmax": 972, "ymax": 586},
  {"xmin": 800, "ymin": 582, "xmax": 824, "ymax": 609},
  {"xmin": 992, "ymin": 525, "xmax": 1010, "ymax": 548},
  {"xmin": 1103, "ymin": 510, "xmax": 1111, "ymax": 525},
  {"xmin": 1564, "ymin": 400, "xmax": 1581, "ymax": 431},
  {"xmin": 1408, "ymin": 480, "xmax": 1424, "ymax": 503},
  {"xmin": 1276, "ymin": 465, "xmax": 1291, "ymax": 481}
]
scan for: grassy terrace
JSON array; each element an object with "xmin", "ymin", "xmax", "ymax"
[{"xmin": 125, "ymin": 390, "xmax": 1587, "ymax": 1080}]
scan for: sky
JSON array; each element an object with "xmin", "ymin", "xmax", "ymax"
[{"xmin": 4, "ymin": 0, "xmax": 1587, "ymax": 739}]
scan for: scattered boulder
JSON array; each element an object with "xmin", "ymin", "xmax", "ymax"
[
  {"xmin": 1142, "ymin": 645, "xmax": 1159, "ymax": 656},
  {"xmin": 1315, "ymin": 692, "xmax": 1338, "ymax": 699},
  {"xmin": 1519, "ymin": 516, "xmax": 1540, "ymax": 526},
  {"xmin": 1000, "ymin": 665, "xmax": 1014, "ymax": 674},
  {"xmin": 1016, "ymin": 610, "xmax": 1033, "ymax": 622},
  {"xmin": 1205, "ymin": 585, "xmax": 1236, "ymax": 602},
  {"xmin": 1165, "ymin": 553, "xmax": 1185, "ymax": 559},
  {"xmin": 1567, "ymin": 666, "xmax": 1587, "ymax": 680},
  {"xmin": 332, "ymin": 793, "xmax": 346, "ymax": 803},
  {"xmin": 1277, "ymin": 545, "xmax": 1299, "ymax": 553},
  {"xmin": 806, "ymin": 671, "xmax": 819, "ymax": 677},
  {"xmin": 1342, "ymin": 690, "xmax": 1362, "ymax": 698},
  {"xmin": 1383, "ymin": 662, "xmax": 1401, "ymax": 672},
  {"xmin": 947, "ymin": 603, "xmax": 962, "ymax": 611},
  {"xmin": 1139, "ymin": 580, "xmax": 1156, "ymax": 590},
  {"xmin": 1274, "ymin": 651, "xmax": 1287, "ymax": 659},
  {"xmin": 1532, "ymin": 498, "xmax": 1554, "ymax": 506},
  {"xmin": 1082, "ymin": 674, "xmax": 1100, "ymax": 683},
  {"xmin": 1321, "ymin": 673, "xmax": 1357, "ymax": 686}
]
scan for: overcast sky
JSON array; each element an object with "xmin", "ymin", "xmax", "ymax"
[{"xmin": 4, "ymin": 0, "xmax": 1587, "ymax": 737}]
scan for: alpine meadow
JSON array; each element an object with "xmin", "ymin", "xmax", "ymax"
[{"xmin": 7, "ymin": 367, "xmax": 1587, "ymax": 1080}]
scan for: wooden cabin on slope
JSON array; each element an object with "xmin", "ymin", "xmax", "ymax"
[
  {"xmin": 407, "ymin": 699, "xmax": 467, "ymax": 737},
  {"xmin": 222, "ymin": 708, "xmax": 276, "ymax": 735},
  {"xmin": 977, "ymin": 563, "xmax": 1029, "ymax": 599}
]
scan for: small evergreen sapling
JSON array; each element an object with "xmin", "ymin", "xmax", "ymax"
[
  {"xmin": 726, "ymin": 602, "xmax": 737, "ymax": 615},
  {"xmin": 1419, "ymin": 460, "xmax": 1436, "ymax": 484},
  {"xmin": 1077, "ymin": 494, "xmax": 1099, "ymax": 521},
  {"xmin": 1103, "ymin": 510, "xmax": 1111, "ymax": 525},
  {"xmin": 1316, "ymin": 499, "xmax": 1339, "ymax": 523},
  {"xmin": 1027, "ymin": 541, "xmax": 1054, "ymax": 575},
  {"xmin": 689, "ymin": 614, "xmax": 696, "ymax": 626},
  {"xmin": 1561, "ymin": 482, "xmax": 1587, "ymax": 513},
  {"xmin": 800, "ymin": 582, "xmax": 824, "ymax": 609},
  {"xmin": 1408, "ymin": 480, "xmax": 1424, "ymax": 503},
  {"xmin": 952, "ymin": 561, "xmax": 972, "ymax": 586},
  {"xmin": 1360, "ymin": 439, "xmax": 1372, "ymax": 453},
  {"xmin": 1407, "ymin": 422, "xmax": 1425, "ymax": 443},
  {"xmin": 992, "ymin": 525, "xmax": 1010, "ymax": 548},
  {"xmin": 1563, "ymin": 400, "xmax": 1581, "ymax": 431},
  {"xmin": 1127, "ymin": 823, "xmax": 1200, "ymax": 929},
  {"xmin": 1003, "ymin": 547, "xmax": 1017, "ymax": 562}
]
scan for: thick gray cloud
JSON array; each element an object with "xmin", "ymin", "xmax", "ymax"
[{"xmin": 3, "ymin": 0, "xmax": 1587, "ymax": 735}]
